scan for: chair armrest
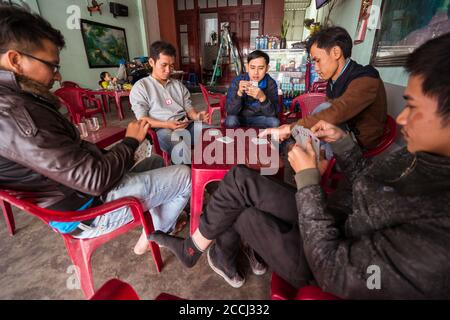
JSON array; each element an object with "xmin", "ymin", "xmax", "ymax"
[{"xmin": 4, "ymin": 195, "xmax": 144, "ymax": 224}]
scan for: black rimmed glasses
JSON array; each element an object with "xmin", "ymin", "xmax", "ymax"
[{"xmin": 0, "ymin": 49, "xmax": 61, "ymax": 74}]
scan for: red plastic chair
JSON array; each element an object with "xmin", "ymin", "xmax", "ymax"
[
  {"xmin": 91, "ymin": 279, "xmax": 140, "ymax": 300},
  {"xmin": 147, "ymin": 129, "xmax": 171, "ymax": 166},
  {"xmin": 199, "ymin": 83, "xmax": 226, "ymax": 126},
  {"xmin": 310, "ymin": 80, "xmax": 328, "ymax": 93},
  {"xmin": 320, "ymin": 115, "xmax": 397, "ymax": 194},
  {"xmin": 91, "ymin": 278, "xmax": 185, "ymax": 300},
  {"xmin": 55, "ymin": 87, "xmax": 107, "ymax": 126},
  {"xmin": 271, "ymin": 273, "xmax": 340, "ymax": 300},
  {"xmin": 61, "ymin": 81, "xmax": 81, "ymax": 88},
  {"xmin": 190, "ymin": 167, "xmax": 230, "ymax": 235},
  {"xmin": 0, "ymin": 190, "xmax": 163, "ymax": 299},
  {"xmin": 280, "ymin": 93, "xmax": 327, "ymax": 125}
]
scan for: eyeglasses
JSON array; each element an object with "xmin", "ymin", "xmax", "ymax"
[
  {"xmin": 0, "ymin": 49, "xmax": 61, "ymax": 74},
  {"xmin": 18, "ymin": 51, "xmax": 61, "ymax": 74}
]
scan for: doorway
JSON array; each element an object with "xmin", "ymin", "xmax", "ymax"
[{"xmin": 200, "ymin": 13, "xmax": 219, "ymax": 84}]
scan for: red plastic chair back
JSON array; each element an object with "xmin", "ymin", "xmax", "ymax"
[
  {"xmin": 0, "ymin": 189, "xmax": 163, "ymax": 299},
  {"xmin": 363, "ymin": 115, "xmax": 397, "ymax": 158},
  {"xmin": 91, "ymin": 279, "xmax": 140, "ymax": 300},
  {"xmin": 292, "ymin": 93, "xmax": 327, "ymax": 118},
  {"xmin": 280, "ymin": 93, "xmax": 327, "ymax": 124},
  {"xmin": 199, "ymin": 83, "xmax": 226, "ymax": 126},
  {"xmin": 310, "ymin": 81, "xmax": 328, "ymax": 93},
  {"xmin": 271, "ymin": 272, "xmax": 340, "ymax": 300},
  {"xmin": 55, "ymin": 87, "xmax": 107, "ymax": 126},
  {"xmin": 61, "ymin": 81, "xmax": 81, "ymax": 88}
]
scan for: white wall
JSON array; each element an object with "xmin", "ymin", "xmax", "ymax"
[{"xmin": 37, "ymin": 0, "xmax": 147, "ymax": 89}]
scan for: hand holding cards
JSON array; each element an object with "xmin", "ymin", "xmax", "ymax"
[{"xmin": 291, "ymin": 125, "xmax": 321, "ymax": 163}]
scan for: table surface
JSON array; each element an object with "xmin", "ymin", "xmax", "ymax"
[
  {"xmin": 84, "ymin": 126, "xmax": 126, "ymax": 148},
  {"xmin": 192, "ymin": 127, "xmax": 283, "ymax": 171}
]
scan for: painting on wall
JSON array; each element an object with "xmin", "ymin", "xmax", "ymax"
[
  {"xmin": 0, "ymin": 0, "xmax": 41, "ymax": 14},
  {"xmin": 371, "ymin": 0, "xmax": 450, "ymax": 67},
  {"xmin": 80, "ymin": 19, "xmax": 130, "ymax": 69}
]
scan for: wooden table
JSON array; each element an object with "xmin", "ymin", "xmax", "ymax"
[
  {"xmin": 84, "ymin": 126, "xmax": 127, "ymax": 149},
  {"xmin": 88, "ymin": 89, "xmax": 131, "ymax": 121},
  {"xmin": 190, "ymin": 127, "xmax": 284, "ymax": 234}
]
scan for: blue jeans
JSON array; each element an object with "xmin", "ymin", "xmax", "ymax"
[
  {"xmin": 225, "ymin": 115, "xmax": 280, "ymax": 129},
  {"xmin": 74, "ymin": 156, "xmax": 191, "ymax": 239},
  {"xmin": 156, "ymin": 122, "xmax": 213, "ymax": 165}
]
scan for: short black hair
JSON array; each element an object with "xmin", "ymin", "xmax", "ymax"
[
  {"xmin": 406, "ymin": 32, "xmax": 450, "ymax": 125},
  {"xmin": 306, "ymin": 26, "xmax": 352, "ymax": 59},
  {"xmin": 100, "ymin": 72, "xmax": 109, "ymax": 81},
  {"xmin": 247, "ymin": 50, "xmax": 270, "ymax": 65},
  {"xmin": 0, "ymin": 5, "xmax": 65, "ymax": 53},
  {"xmin": 149, "ymin": 41, "xmax": 177, "ymax": 62}
]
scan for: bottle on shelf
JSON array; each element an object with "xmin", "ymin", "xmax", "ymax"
[{"xmin": 255, "ymin": 36, "xmax": 260, "ymax": 50}]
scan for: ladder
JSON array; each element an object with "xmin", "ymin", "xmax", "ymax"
[{"xmin": 210, "ymin": 24, "xmax": 243, "ymax": 86}]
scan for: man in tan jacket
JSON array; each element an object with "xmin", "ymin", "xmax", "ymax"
[{"xmin": 261, "ymin": 26, "xmax": 387, "ymax": 149}]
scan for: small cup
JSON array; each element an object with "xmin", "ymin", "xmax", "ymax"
[
  {"xmin": 86, "ymin": 117, "xmax": 100, "ymax": 132},
  {"xmin": 76, "ymin": 122, "xmax": 89, "ymax": 138}
]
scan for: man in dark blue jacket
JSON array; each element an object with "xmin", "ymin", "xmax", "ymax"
[{"xmin": 225, "ymin": 50, "xmax": 280, "ymax": 128}]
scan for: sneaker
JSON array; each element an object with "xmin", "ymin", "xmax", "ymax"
[
  {"xmin": 207, "ymin": 245, "xmax": 245, "ymax": 289},
  {"xmin": 242, "ymin": 245, "xmax": 267, "ymax": 276}
]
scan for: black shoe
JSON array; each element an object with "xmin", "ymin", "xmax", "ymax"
[
  {"xmin": 207, "ymin": 244, "xmax": 245, "ymax": 288},
  {"xmin": 242, "ymin": 244, "xmax": 267, "ymax": 276}
]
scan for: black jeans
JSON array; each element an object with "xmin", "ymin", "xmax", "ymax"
[{"xmin": 199, "ymin": 165, "xmax": 313, "ymax": 288}]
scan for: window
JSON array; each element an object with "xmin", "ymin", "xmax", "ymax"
[
  {"xmin": 186, "ymin": 0, "xmax": 194, "ymax": 10},
  {"xmin": 177, "ymin": 0, "xmax": 185, "ymax": 10},
  {"xmin": 179, "ymin": 24, "xmax": 189, "ymax": 65},
  {"xmin": 199, "ymin": 0, "xmax": 207, "ymax": 8},
  {"xmin": 250, "ymin": 20, "xmax": 260, "ymax": 50},
  {"xmin": 208, "ymin": 0, "xmax": 217, "ymax": 8}
]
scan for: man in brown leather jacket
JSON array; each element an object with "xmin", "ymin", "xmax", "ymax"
[{"xmin": 0, "ymin": 6, "xmax": 191, "ymax": 253}]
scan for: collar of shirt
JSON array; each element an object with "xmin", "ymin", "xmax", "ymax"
[
  {"xmin": 150, "ymin": 74, "xmax": 172, "ymax": 88},
  {"xmin": 331, "ymin": 58, "xmax": 351, "ymax": 89}
]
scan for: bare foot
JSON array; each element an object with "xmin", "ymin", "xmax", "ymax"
[
  {"xmin": 133, "ymin": 229, "xmax": 150, "ymax": 255},
  {"xmin": 170, "ymin": 211, "xmax": 188, "ymax": 235}
]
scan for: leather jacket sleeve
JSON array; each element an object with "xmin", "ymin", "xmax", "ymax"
[{"xmin": 0, "ymin": 98, "xmax": 138, "ymax": 197}]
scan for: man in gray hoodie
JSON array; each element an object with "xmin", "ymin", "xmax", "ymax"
[{"xmin": 148, "ymin": 33, "xmax": 450, "ymax": 299}]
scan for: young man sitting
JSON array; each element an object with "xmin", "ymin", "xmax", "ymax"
[
  {"xmin": 148, "ymin": 33, "xmax": 450, "ymax": 299},
  {"xmin": 130, "ymin": 41, "xmax": 210, "ymax": 164},
  {"xmin": 262, "ymin": 27, "xmax": 387, "ymax": 150},
  {"xmin": 225, "ymin": 50, "xmax": 280, "ymax": 129}
]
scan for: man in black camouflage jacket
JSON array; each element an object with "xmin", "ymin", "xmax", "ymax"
[{"xmin": 149, "ymin": 33, "xmax": 450, "ymax": 299}]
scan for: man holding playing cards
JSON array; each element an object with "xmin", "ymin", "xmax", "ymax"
[
  {"xmin": 261, "ymin": 26, "xmax": 387, "ymax": 150},
  {"xmin": 130, "ymin": 41, "xmax": 210, "ymax": 164},
  {"xmin": 147, "ymin": 34, "xmax": 450, "ymax": 299},
  {"xmin": 224, "ymin": 50, "xmax": 280, "ymax": 129}
]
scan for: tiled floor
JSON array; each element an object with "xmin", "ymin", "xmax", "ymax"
[{"xmin": 0, "ymin": 92, "xmax": 273, "ymax": 300}]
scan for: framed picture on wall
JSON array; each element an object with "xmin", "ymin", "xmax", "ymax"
[
  {"xmin": 80, "ymin": 19, "xmax": 130, "ymax": 68},
  {"xmin": 371, "ymin": 0, "xmax": 450, "ymax": 67},
  {"xmin": 2, "ymin": 0, "xmax": 41, "ymax": 14}
]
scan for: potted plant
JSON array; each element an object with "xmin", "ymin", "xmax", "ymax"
[{"xmin": 280, "ymin": 19, "xmax": 290, "ymax": 49}]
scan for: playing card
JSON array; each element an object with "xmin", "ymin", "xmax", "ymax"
[
  {"xmin": 251, "ymin": 138, "xmax": 269, "ymax": 145},
  {"xmin": 208, "ymin": 129, "xmax": 221, "ymax": 136},
  {"xmin": 291, "ymin": 125, "xmax": 321, "ymax": 163},
  {"xmin": 251, "ymin": 81, "xmax": 259, "ymax": 88},
  {"xmin": 217, "ymin": 136, "xmax": 234, "ymax": 144}
]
